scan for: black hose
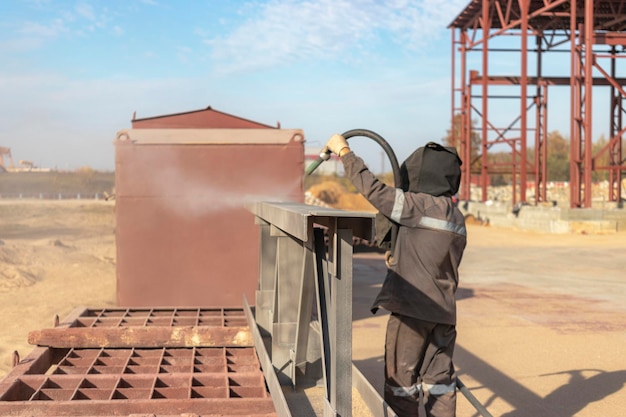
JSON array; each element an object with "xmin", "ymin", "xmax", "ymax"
[
  {"xmin": 305, "ymin": 129, "xmax": 401, "ymax": 254},
  {"xmin": 340, "ymin": 129, "xmax": 402, "ymax": 188}
]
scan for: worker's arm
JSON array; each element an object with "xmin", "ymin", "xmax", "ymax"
[{"xmin": 324, "ymin": 134, "xmax": 402, "ymax": 222}]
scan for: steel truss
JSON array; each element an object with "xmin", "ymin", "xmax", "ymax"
[{"xmin": 450, "ymin": 0, "xmax": 626, "ymax": 208}]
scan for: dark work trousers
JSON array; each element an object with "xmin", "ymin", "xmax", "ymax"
[{"xmin": 384, "ymin": 313, "xmax": 457, "ymax": 417}]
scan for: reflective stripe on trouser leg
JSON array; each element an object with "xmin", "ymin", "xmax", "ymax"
[
  {"xmin": 423, "ymin": 385, "xmax": 456, "ymax": 417},
  {"xmin": 423, "ymin": 382, "xmax": 456, "ymax": 396},
  {"xmin": 420, "ymin": 323, "xmax": 457, "ymax": 417},
  {"xmin": 386, "ymin": 382, "xmax": 422, "ymax": 397},
  {"xmin": 384, "ymin": 313, "xmax": 433, "ymax": 417}
]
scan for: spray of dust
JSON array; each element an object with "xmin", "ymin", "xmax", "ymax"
[{"xmin": 142, "ymin": 156, "xmax": 302, "ymax": 218}]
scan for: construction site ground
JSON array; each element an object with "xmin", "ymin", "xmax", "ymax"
[{"xmin": 0, "ymin": 199, "xmax": 624, "ymax": 416}]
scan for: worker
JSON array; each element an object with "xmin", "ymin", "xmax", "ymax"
[{"xmin": 323, "ymin": 134, "xmax": 467, "ymax": 417}]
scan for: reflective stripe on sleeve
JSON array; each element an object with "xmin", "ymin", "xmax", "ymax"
[
  {"xmin": 386, "ymin": 382, "xmax": 422, "ymax": 397},
  {"xmin": 419, "ymin": 216, "xmax": 467, "ymax": 236},
  {"xmin": 390, "ymin": 188, "xmax": 405, "ymax": 223},
  {"xmin": 423, "ymin": 382, "xmax": 456, "ymax": 396}
]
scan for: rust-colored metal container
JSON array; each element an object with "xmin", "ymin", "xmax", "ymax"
[
  {"xmin": 131, "ymin": 106, "xmax": 278, "ymax": 129},
  {"xmin": 114, "ymin": 128, "xmax": 304, "ymax": 307}
]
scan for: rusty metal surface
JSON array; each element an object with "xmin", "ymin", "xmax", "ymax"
[
  {"xmin": 131, "ymin": 106, "xmax": 278, "ymax": 129},
  {"xmin": 0, "ymin": 308, "xmax": 278, "ymax": 416},
  {"xmin": 29, "ymin": 307, "xmax": 253, "ymax": 348},
  {"xmin": 28, "ymin": 327, "xmax": 253, "ymax": 349},
  {"xmin": 449, "ymin": 0, "xmax": 626, "ymax": 31},
  {"xmin": 115, "ymin": 129, "xmax": 304, "ymax": 307}
]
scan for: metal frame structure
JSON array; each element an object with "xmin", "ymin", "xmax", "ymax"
[
  {"xmin": 250, "ymin": 202, "xmax": 381, "ymax": 417},
  {"xmin": 450, "ymin": 0, "xmax": 626, "ymax": 208}
]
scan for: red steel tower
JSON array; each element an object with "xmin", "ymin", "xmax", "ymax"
[{"xmin": 450, "ymin": 0, "xmax": 626, "ymax": 208}]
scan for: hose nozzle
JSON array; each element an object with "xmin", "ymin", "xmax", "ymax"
[{"xmin": 305, "ymin": 149, "xmax": 331, "ymax": 175}]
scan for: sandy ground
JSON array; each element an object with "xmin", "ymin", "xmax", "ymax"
[
  {"xmin": 0, "ymin": 200, "xmax": 116, "ymax": 377},
  {"xmin": 352, "ymin": 225, "xmax": 626, "ymax": 417},
  {"xmin": 0, "ymin": 199, "xmax": 624, "ymax": 416}
]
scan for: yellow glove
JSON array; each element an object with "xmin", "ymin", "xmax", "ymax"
[{"xmin": 324, "ymin": 134, "xmax": 350, "ymax": 157}]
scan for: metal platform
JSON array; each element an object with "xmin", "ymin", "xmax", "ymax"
[{"xmin": 0, "ymin": 307, "xmax": 278, "ymax": 417}]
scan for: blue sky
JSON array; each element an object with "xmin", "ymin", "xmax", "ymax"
[{"xmin": 0, "ymin": 0, "xmax": 472, "ymax": 171}]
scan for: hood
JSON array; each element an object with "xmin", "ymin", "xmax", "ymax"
[{"xmin": 400, "ymin": 142, "xmax": 462, "ymax": 196}]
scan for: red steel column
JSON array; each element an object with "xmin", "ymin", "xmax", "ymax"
[
  {"xmin": 519, "ymin": 0, "xmax": 529, "ymax": 204},
  {"xmin": 583, "ymin": 0, "xmax": 594, "ymax": 207},
  {"xmin": 570, "ymin": 0, "xmax": 582, "ymax": 207},
  {"xmin": 461, "ymin": 30, "xmax": 474, "ymax": 200},
  {"xmin": 609, "ymin": 49, "xmax": 617, "ymax": 202},
  {"xmin": 451, "ymin": 27, "xmax": 457, "ymax": 151},
  {"xmin": 481, "ymin": 0, "xmax": 490, "ymax": 202},
  {"xmin": 459, "ymin": 30, "xmax": 473, "ymax": 200},
  {"xmin": 609, "ymin": 51, "xmax": 624, "ymax": 204},
  {"xmin": 541, "ymin": 85, "xmax": 548, "ymax": 202}
]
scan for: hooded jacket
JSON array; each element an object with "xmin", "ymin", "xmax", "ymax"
[{"xmin": 341, "ymin": 143, "xmax": 466, "ymax": 325}]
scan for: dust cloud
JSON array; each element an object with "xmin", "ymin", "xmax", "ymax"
[{"xmin": 143, "ymin": 161, "xmax": 302, "ymax": 218}]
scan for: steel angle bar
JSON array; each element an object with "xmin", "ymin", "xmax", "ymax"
[
  {"xmin": 328, "ymin": 227, "xmax": 353, "ymax": 417},
  {"xmin": 244, "ymin": 296, "xmax": 292, "ymax": 417},
  {"xmin": 250, "ymin": 202, "xmax": 374, "ymax": 245},
  {"xmin": 313, "ymin": 222, "xmax": 354, "ymax": 417},
  {"xmin": 256, "ymin": 221, "xmax": 278, "ymax": 337},
  {"xmin": 352, "ymin": 364, "xmax": 398, "ymax": 417},
  {"xmin": 313, "ymin": 227, "xmax": 331, "ymax": 397},
  {"xmin": 273, "ymin": 233, "xmax": 304, "ymax": 386},
  {"xmin": 294, "ymin": 245, "xmax": 316, "ymax": 376},
  {"xmin": 457, "ymin": 377, "xmax": 494, "ymax": 417}
]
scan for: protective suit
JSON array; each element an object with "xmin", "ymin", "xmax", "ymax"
[{"xmin": 328, "ymin": 137, "xmax": 466, "ymax": 417}]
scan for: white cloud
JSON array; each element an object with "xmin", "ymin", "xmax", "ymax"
[
  {"xmin": 18, "ymin": 19, "xmax": 69, "ymax": 38},
  {"xmin": 0, "ymin": 71, "xmax": 216, "ymax": 170},
  {"xmin": 202, "ymin": 0, "xmax": 468, "ymax": 73},
  {"xmin": 3, "ymin": 1, "xmax": 115, "ymax": 51},
  {"xmin": 0, "ymin": 36, "xmax": 46, "ymax": 52},
  {"xmin": 0, "ymin": 0, "xmax": 475, "ymax": 171},
  {"xmin": 75, "ymin": 2, "xmax": 96, "ymax": 21}
]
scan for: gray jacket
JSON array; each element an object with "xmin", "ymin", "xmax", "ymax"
[{"xmin": 342, "ymin": 151, "xmax": 467, "ymax": 325}]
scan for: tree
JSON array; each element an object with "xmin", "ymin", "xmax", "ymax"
[
  {"xmin": 442, "ymin": 113, "xmax": 481, "ymax": 172},
  {"xmin": 546, "ymin": 130, "xmax": 570, "ymax": 181},
  {"xmin": 592, "ymin": 134, "xmax": 609, "ymax": 182}
]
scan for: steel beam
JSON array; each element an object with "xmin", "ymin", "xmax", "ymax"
[{"xmin": 28, "ymin": 326, "xmax": 253, "ymax": 348}]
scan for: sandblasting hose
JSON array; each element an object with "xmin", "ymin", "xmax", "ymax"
[{"xmin": 305, "ymin": 129, "xmax": 402, "ymax": 254}]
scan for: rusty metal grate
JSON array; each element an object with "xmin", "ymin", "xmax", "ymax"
[
  {"xmin": 0, "ymin": 307, "xmax": 278, "ymax": 416},
  {"xmin": 71, "ymin": 308, "xmax": 249, "ymax": 328},
  {"xmin": 1, "ymin": 347, "xmax": 266, "ymax": 401}
]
